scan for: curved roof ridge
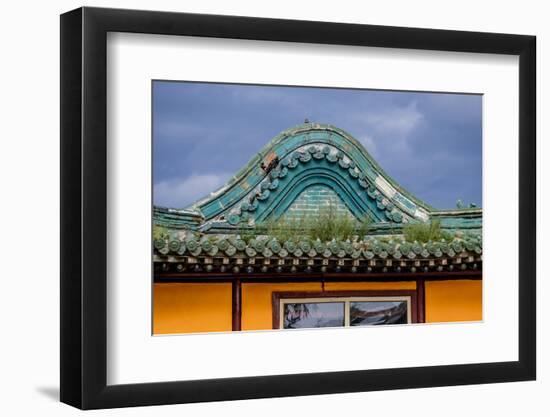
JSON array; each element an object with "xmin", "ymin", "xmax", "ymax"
[
  {"xmin": 154, "ymin": 123, "xmax": 481, "ymax": 232},
  {"xmin": 189, "ymin": 123, "xmax": 436, "ymax": 213}
]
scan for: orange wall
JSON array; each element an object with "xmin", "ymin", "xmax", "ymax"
[
  {"xmin": 153, "ymin": 283, "xmax": 232, "ymax": 334},
  {"xmin": 153, "ymin": 279, "xmax": 482, "ymax": 334},
  {"xmin": 241, "ymin": 281, "xmax": 416, "ymax": 331},
  {"xmin": 241, "ymin": 282, "xmax": 322, "ymax": 330},
  {"xmin": 425, "ymin": 279, "xmax": 482, "ymax": 323},
  {"xmin": 324, "ymin": 281, "xmax": 416, "ymax": 291}
]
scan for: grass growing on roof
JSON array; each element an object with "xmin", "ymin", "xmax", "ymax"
[
  {"xmin": 402, "ymin": 219, "xmax": 453, "ymax": 242},
  {"xmin": 153, "ymin": 225, "xmax": 169, "ymax": 241},
  {"xmin": 254, "ymin": 203, "xmax": 372, "ymax": 243},
  {"xmin": 237, "ymin": 222, "xmax": 257, "ymax": 243}
]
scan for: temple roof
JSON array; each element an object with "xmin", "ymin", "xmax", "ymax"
[
  {"xmin": 154, "ymin": 122, "xmax": 481, "ymax": 233},
  {"xmin": 153, "ymin": 123, "xmax": 482, "ymax": 276},
  {"xmin": 153, "ymin": 232, "xmax": 482, "ymax": 275}
]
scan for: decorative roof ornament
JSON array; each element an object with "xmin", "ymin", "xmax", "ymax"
[{"xmin": 154, "ymin": 123, "xmax": 481, "ymax": 235}]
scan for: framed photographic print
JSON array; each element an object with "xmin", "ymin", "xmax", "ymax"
[{"xmin": 60, "ymin": 6, "xmax": 536, "ymax": 409}]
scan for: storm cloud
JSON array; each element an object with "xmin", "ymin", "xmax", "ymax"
[{"xmin": 153, "ymin": 81, "xmax": 482, "ymax": 210}]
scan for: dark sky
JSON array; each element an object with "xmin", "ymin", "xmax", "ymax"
[{"xmin": 153, "ymin": 81, "xmax": 482, "ymax": 210}]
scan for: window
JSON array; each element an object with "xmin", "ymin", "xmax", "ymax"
[
  {"xmin": 283, "ymin": 302, "xmax": 345, "ymax": 329},
  {"xmin": 350, "ymin": 300, "xmax": 408, "ymax": 326},
  {"xmin": 274, "ymin": 291, "xmax": 416, "ymax": 329}
]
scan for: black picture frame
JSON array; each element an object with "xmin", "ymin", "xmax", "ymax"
[{"xmin": 60, "ymin": 6, "xmax": 536, "ymax": 410}]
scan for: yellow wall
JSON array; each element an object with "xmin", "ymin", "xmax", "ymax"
[
  {"xmin": 241, "ymin": 281, "xmax": 416, "ymax": 331},
  {"xmin": 153, "ymin": 283, "xmax": 232, "ymax": 334},
  {"xmin": 241, "ymin": 282, "xmax": 322, "ymax": 331},
  {"xmin": 153, "ymin": 279, "xmax": 482, "ymax": 334},
  {"xmin": 425, "ymin": 279, "xmax": 482, "ymax": 323},
  {"xmin": 324, "ymin": 281, "xmax": 416, "ymax": 291}
]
